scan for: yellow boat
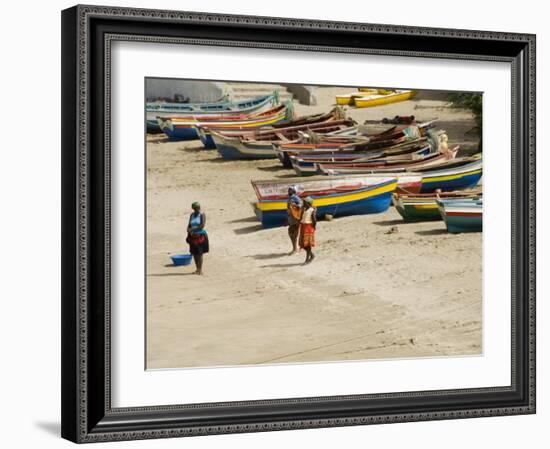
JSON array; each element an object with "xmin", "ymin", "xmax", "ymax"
[
  {"xmin": 335, "ymin": 92, "xmax": 368, "ymax": 105},
  {"xmin": 354, "ymin": 90, "xmax": 417, "ymax": 108},
  {"xmin": 357, "ymin": 87, "xmax": 379, "ymax": 93},
  {"xmin": 358, "ymin": 87, "xmax": 394, "ymax": 94}
]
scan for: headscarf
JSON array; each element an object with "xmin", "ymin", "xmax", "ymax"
[
  {"xmin": 303, "ymin": 196, "xmax": 314, "ymax": 205},
  {"xmin": 288, "ymin": 185, "xmax": 302, "ymax": 207},
  {"xmin": 191, "ymin": 201, "xmax": 200, "ymax": 210}
]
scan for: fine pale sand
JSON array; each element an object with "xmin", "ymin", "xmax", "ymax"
[{"xmin": 146, "ymin": 87, "xmax": 482, "ymax": 369}]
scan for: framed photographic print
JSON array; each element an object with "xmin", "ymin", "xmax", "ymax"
[{"xmin": 61, "ymin": 4, "xmax": 536, "ymax": 443}]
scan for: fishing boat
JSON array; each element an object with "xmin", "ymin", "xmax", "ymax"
[
  {"xmin": 274, "ymin": 126, "xmax": 435, "ymax": 169},
  {"xmin": 335, "ymin": 92, "xmax": 369, "ymax": 106},
  {"xmin": 289, "ymin": 143, "xmax": 434, "ymax": 176},
  {"xmin": 394, "ymin": 189, "xmax": 482, "ymax": 222},
  {"xmin": 210, "ymin": 122, "xmax": 359, "ymax": 160},
  {"xmin": 146, "ymin": 92, "xmax": 278, "ymax": 133},
  {"xmin": 420, "ymin": 158, "xmax": 482, "ymax": 193},
  {"xmin": 252, "ymin": 174, "xmax": 421, "ymax": 205},
  {"xmin": 253, "ymin": 178, "xmax": 398, "ymax": 228},
  {"xmin": 196, "ymin": 107, "xmax": 351, "ymax": 149},
  {"xmin": 158, "ymin": 102, "xmax": 293, "ymax": 140},
  {"xmin": 353, "ymin": 90, "xmax": 417, "ymax": 108},
  {"xmin": 199, "ymin": 107, "xmax": 356, "ymax": 149},
  {"xmin": 275, "ymin": 136, "xmax": 424, "ymax": 168},
  {"xmin": 316, "ymin": 146, "xmax": 460, "ymax": 176},
  {"xmin": 437, "ymin": 198, "xmax": 483, "ymax": 233},
  {"xmin": 335, "ymin": 88, "xmax": 397, "ymax": 106}
]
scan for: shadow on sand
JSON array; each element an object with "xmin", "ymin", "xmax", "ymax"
[
  {"xmin": 260, "ymin": 262, "xmax": 304, "ymax": 269},
  {"xmin": 415, "ymin": 228, "xmax": 448, "ymax": 236},
  {"xmin": 372, "ymin": 219, "xmax": 404, "ymax": 227},
  {"xmin": 148, "ymin": 272, "xmax": 198, "ymax": 277},
  {"xmin": 227, "ymin": 216, "xmax": 258, "ymax": 224},
  {"xmin": 147, "ymin": 263, "xmax": 198, "ymax": 276},
  {"xmin": 249, "ymin": 252, "xmax": 288, "ymax": 260},
  {"xmin": 180, "ymin": 144, "xmax": 209, "ymax": 153},
  {"xmin": 233, "ymin": 224, "xmax": 265, "ymax": 235},
  {"xmin": 257, "ymin": 164, "xmax": 287, "ymax": 173},
  {"xmin": 275, "ymin": 173, "xmax": 300, "ymax": 179}
]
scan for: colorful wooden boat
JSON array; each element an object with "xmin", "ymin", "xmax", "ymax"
[
  {"xmin": 275, "ymin": 134, "xmax": 430, "ymax": 169},
  {"xmin": 253, "ymin": 178, "xmax": 398, "ymax": 228},
  {"xmin": 316, "ymin": 147, "xmax": 460, "ymax": 176},
  {"xmin": 146, "ymin": 92, "xmax": 278, "ymax": 133},
  {"xmin": 289, "ymin": 144, "xmax": 434, "ymax": 176},
  {"xmin": 196, "ymin": 107, "xmax": 351, "ymax": 149},
  {"xmin": 158, "ymin": 102, "xmax": 293, "ymax": 140},
  {"xmin": 252, "ymin": 174, "xmax": 421, "ymax": 204},
  {"xmin": 275, "ymin": 122, "xmax": 437, "ymax": 166},
  {"xmin": 210, "ymin": 122, "xmax": 358, "ymax": 160},
  {"xmin": 394, "ymin": 189, "xmax": 482, "ymax": 222},
  {"xmin": 335, "ymin": 92, "xmax": 368, "ymax": 106},
  {"xmin": 437, "ymin": 198, "xmax": 483, "ymax": 233},
  {"xmin": 335, "ymin": 88, "xmax": 397, "ymax": 105},
  {"xmin": 354, "ymin": 90, "xmax": 417, "ymax": 108},
  {"xmin": 420, "ymin": 159, "xmax": 482, "ymax": 193}
]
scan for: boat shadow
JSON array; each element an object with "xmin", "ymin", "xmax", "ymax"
[
  {"xmin": 233, "ymin": 224, "xmax": 265, "ymax": 235},
  {"xmin": 274, "ymin": 173, "xmax": 300, "ymax": 179},
  {"xmin": 372, "ymin": 219, "xmax": 404, "ymax": 227},
  {"xmin": 227, "ymin": 216, "xmax": 258, "ymax": 224},
  {"xmin": 180, "ymin": 145, "xmax": 209, "ymax": 152},
  {"xmin": 415, "ymin": 229, "xmax": 448, "ymax": 236},
  {"xmin": 257, "ymin": 164, "xmax": 287, "ymax": 172}
]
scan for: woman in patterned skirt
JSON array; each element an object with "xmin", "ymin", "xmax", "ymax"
[
  {"xmin": 299, "ymin": 197, "xmax": 317, "ymax": 264},
  {"xmin": 186, "ymin": 201, "xmax": 209, "ymax": 275}
]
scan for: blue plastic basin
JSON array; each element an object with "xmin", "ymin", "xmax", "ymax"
[{"xmin": 171, "ymin": 254, "xmax": 193, "ymax": 266}]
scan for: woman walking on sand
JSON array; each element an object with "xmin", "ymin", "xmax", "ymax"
[
  {"xmin": 299, "ymin": 197, "xmax": 317, "ymax": 264},
  {"xmin": 287, "ymin": 185, "xmax": 302, "ymax": 255},
  {"xmin": 186, "ymin": 202, "xmax": 209, "ymax": 275}
]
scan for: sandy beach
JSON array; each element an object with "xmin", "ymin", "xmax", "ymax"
[{"xmin": 146, "ymin": 86, "xmax": 482, "ymax": 369}]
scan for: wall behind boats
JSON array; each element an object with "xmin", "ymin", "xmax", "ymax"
[{"xmin": 145, "ymin": 78, "xmax": 227, "ymax": 102}]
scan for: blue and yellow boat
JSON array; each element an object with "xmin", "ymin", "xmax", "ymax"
[
  {"xmin": 253, "ymin": 178, "xmax": 397, "ymax": 228},
  {"xmin": 420, "ymin": 159, "xmax": 482, "ymax": 193}
]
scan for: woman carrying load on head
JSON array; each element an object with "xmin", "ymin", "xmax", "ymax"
[
  {"xmin": 299, "ymin": 196, "xmax": 317, "ymax": 264},
  {"xmin": 186, "ymin": 201, "xmax": 209, "ymax": 275},
  {"xmin": 287, "ymin": 185, "xmax": 302, "ymax": 255}
]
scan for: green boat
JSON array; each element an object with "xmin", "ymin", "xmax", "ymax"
[{"xmin": 394, "ymin": 190, "xmax": 481, "ymax": 222}]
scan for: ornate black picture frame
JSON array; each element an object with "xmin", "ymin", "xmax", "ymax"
[{"xmin": 61, "ymin": 4, "xmax": 536, "ymax": 443}]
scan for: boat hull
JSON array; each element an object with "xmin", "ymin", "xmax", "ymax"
[
  {"xmin": 146, "ymin": 119, "xmax": 162, "ymax": 134},
  {"xmin": 254, "ymin": 180, "xmax": 397, "ymax": 228},
  {"xmin": 146, "ymin": 93, "xmax": 275, "ymax": 116},
  {"xmin": 354, "ymin": 90, "xmax": 416, "ymax": 108},
  {"xmin": 216, "ymin": 140, "xmax": 277, "ymax": 160},
  {"xmin": 162, "ymin": 125, "xmax": 200, "ymax": 140},
  {"xmin": 395, "ymin": 201, "xmax": 441, "ymax": 222},
  {"xmin": 159, "ymin": 103, "xmax": 291, "ymax": 141},
  {"xmin": 420, "ymin": 165, "xmax": 482, "ymax": 193},
  {"xmin": 438, "ymin": 200, "xmax": 483, "ymax": 233}
]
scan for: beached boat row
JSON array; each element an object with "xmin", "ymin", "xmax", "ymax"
[
  {"xmin": 250, "ymin": 158, "xmax": 482, "ymax": 229},
  {"xmin": 146, "ymin": 89, "xmax": 482, "ymax": 232},
  {"xmin": 146, "ymin": 91, "xmax": 280, "ymax": 133}
]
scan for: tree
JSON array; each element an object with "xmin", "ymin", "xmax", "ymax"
[{"xmin": 447, "ymin": 92, "xmax": 482, "ymax": 151}]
